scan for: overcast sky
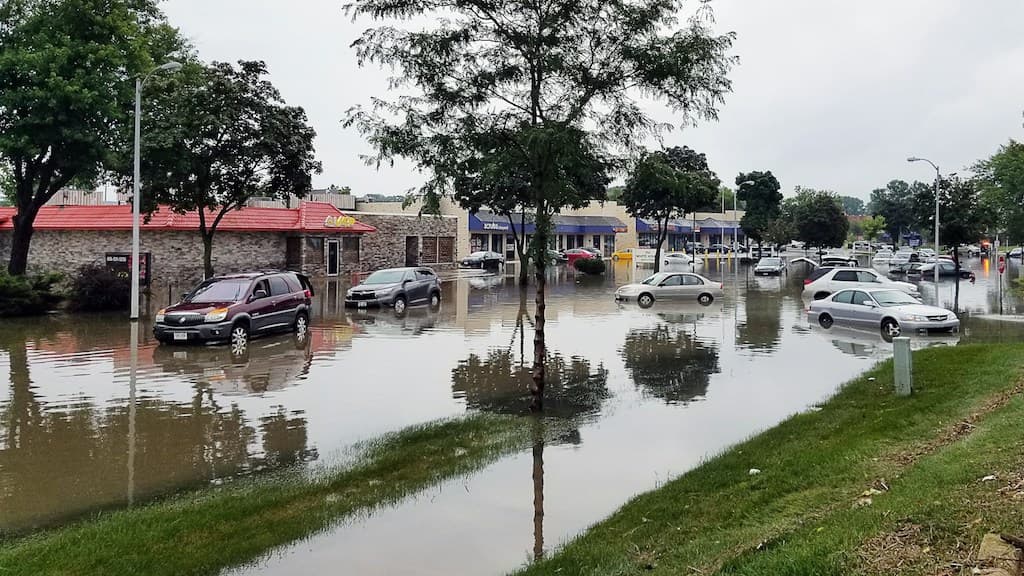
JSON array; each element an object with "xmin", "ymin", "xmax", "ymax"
[{"xmin": 162, "ymin": 0, "xmax": 1024, "ymax": 200}]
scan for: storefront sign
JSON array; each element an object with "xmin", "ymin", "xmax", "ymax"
[
  {"xmin": 105, "ymin": 252, "xmax": 151, "ymax": 286},
  {"xmin": 612, "ymin": 226, "xmax": 627, "ymax": 233},
  {"xmin": 324, "ymin": 215, "xmax": 357, "ymax": 228},
  {"xmin": 483, "ymin": 222, "xmax": 509, "ymax": 231}
]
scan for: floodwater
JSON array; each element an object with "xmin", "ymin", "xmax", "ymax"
[{"xmin": 1, "ymin": 255, "xmax": 1022, "ymax": 574}]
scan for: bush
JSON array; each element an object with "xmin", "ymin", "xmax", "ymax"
[
  {"xmin": 573, "ymin": 257, "xmax": 606, "ymax": 275},
  {"xmin": 68, "ymin": 264, "xmax": 130, "ymax": 312},
  {"xmin": 0, "ymin": 271, "xmax": 63, "ymax": 316}
]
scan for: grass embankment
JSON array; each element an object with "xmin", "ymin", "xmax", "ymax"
[
  {"xmin": 520, "ymin": 344, "xmax": 1024, "ymax": 576},
  {"xmin": 0, "ymin": 414, "xmax": 534, "ymax": 576}
]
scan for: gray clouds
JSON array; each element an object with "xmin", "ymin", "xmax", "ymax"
[{"xmin": 162, "ymin": 0, "xmax": 1024, "ymax": 198}]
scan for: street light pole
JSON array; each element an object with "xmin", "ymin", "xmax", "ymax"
[
  {"xmin": 907, "ymin": 157, "xmax": 941, "ymax": 286},
  {"xmin": 131, "ymin": 61, "xmax": 182, "ymax": 321}
]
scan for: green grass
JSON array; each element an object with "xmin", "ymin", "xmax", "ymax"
[
  {"xmin": 517, "ymin": 343, "xmax": 1024, "ymax": 575},
  {"xmin": 0, "ymin": 414, "xmax": 536, "ymax": 576}
]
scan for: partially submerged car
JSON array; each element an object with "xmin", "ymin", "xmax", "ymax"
[
  {"xmin": 753, "ymin": 257, "xmax": 786, "ymax": 275},
  {"xmin": 614, "ymin": 271, "xmax": 723, "ymax": 307},
  {"xmin": 807, "ymin": 287, "xmax": 958, "ymax": 340},
  {"xmin": 345, "ymin": 267, "xmax": 442, "ymax": 314}
]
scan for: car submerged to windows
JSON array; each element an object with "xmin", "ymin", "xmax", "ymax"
[
  {"xmin": 614, "ymin": 272, "xmax": 723, "ymax": 308},
  {"xmin": 460, "ymin": 251, "xmax": 504, "ymax": 269},
  {"xmin": 753, "ymin": 257, "xmax": 786, "ymax": 275},
  {"xmin": 802, "ymin": 267, "xmax": 920, "ymax": 300},
  {"xmin": 154, "ymin": 271, "xmax": 313, "ymax": 354},
  {"xmin": 345, "ymin": 267, "xmax": 442, "ymax": 314},
  {"xmin": 807, "ymin": 287, "xmax": 958, "ymax": 340}
]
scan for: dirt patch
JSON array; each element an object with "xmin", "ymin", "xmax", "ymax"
[
  {"xmin": 858, "ymin": 522, "xmax": 938, "ymax": 574},
  {"xmin": 892, "ymin": 381, "xmax": 1024, "ymax": 467}
]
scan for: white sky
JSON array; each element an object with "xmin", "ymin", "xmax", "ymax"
[{"xmin": 161, "ymin": 0, "xmax": 1024, "ymax": 199}]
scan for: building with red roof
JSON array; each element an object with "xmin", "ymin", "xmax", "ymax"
[{"xmin": 0, "ymin": 202, "xmax": 378, "ymax": 284}]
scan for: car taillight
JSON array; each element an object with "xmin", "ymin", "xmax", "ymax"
[
  {"xmin": 303, "ymin": 289, "xmax": 312, "ymax": 298},
  {"xmin": 719, "ymin": 283, "xmax": 723, "ymax": 289},
  {"xmin": 803, "ymin": 278, "xmax": 812, "ymax": 285}
]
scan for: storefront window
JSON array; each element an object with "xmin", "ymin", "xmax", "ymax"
[
  {"xmin": 592, "ymin": 235, "xmax": 601, "ymax": 250},
  {"xmin": 470, "ymin": 234, "xmax": 487, "ymax": 252},
  {"xmin": 603, "ymin": 235, "xmax": 615, "ymax": 256}
]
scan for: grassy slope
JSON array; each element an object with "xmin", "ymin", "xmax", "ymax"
[
  {"xmin": 519, "ymin": 343, "xmax": 1024, "ymax": 575},
  {"xmin": 0, "ymin": 414, "xmax": 533, "ymax": 576}
]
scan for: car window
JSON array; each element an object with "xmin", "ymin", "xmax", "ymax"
[
  {"xmin": 660, "ymin": 275, "xmax": 683, "ymax": 286},
  {"xmin": 186, "ymin": 279, "xmax": 250, "ymax": 303},
  {"xmin": 682, "ymin": 275, "xmax": 704, "ymax": 286},
  {"xmin": 856, "ymin": 271, "xmax": 879, "ymax": 282},
  {"xmin": 833, "ymin": 291, "xmax": 854, "ymax": 304},
  {"xmin": 268, "ymin": 276, "xmax": 290, "ymax": 296},
  {"xmin": 416, "ymin": 270, "xmax": 435, "ymax": 281},
  {"xmin": 941, "ymin": 262, "xmax": 955, "ymax": 271},
  {"xmin": 281, "ymin": 273, "xmax": 302, "ymax": 293},
  {"xmin": 833, "ymin": 270, "xmax": 858, "ymax": 282},
  {"xmin": 851, "ymin": 291, "xmax": 873, "ymax": 306},
  {"xmin": 364, "ymin": 269, "xmax": 406, "ymax": 284},
  {"xmin": 252, "ymin": 279, "xmax": 271, "ymax": 298}
]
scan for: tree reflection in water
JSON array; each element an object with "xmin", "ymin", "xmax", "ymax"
[
  {"xmin": 736, "ymin": 286, "xmax": 784, "ymax": 352},
  {"xmin": 621, "ymin": 324, "xmax": 720, "ymax": 404}
]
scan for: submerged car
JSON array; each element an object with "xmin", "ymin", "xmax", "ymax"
[
  {"xmin": 154, "ymin": 271, "xmax": 313, "ymax": 353},
  {"xmin": 871, "ymin": 250, "xmax": 893, "ymax": 265},
  {"xmin": 802, "ymin": 267, "xmax": 920, "ymax": 300},
  {"xmin": 807, "ymin": 287, "xmax": 958, "ymax": 339},
  {"xmin": 917, "ymin": 261, "xmax": 974, "ymax": 279},
  {"xmin": 753, "ymin": 257, "xmax": 786, "ymax": 275},
  {"xmin": 614, "ymin": 271, "xmax": 723, "ymax": 307},
  {"xmin": 562, "ymin": 248, "xmax": 595, "ymax": 267},
  {"xmin": 345, "ymin": 267, "xmax": 442, "ymax": 314},
  {"xmin": 460, "ymin": 251, "xmax": 504, "ymax": 269},
  {"xmin": 661, "ymin": 251, "xmax": 702, "ymax": 271},
  {"xmin": 610, "ymin": 248, "xmax": 634, "ymax": 261}
]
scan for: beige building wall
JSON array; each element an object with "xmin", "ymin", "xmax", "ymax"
[{"xmin": 356, "ymin": 197, "xmax": 471, "ymax": 259}]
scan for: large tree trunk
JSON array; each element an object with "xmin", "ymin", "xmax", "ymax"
[
  {"xmin": 201, "ymin": 232, "xmax": 215, "ymax": 279},
  {"xmin": 652, "ymin": 214, "xmax": 668, "ymax": 273},
  {"xmin": 517, "ymin": 212, "xmax": 530, "ymax": 286},
  {"xmin": 7, "ymin": 211, "xmax": 37, "ymax": 276},
  {"xmin": 953, "ymin": 247, "xmax": 961, "ymax": 312},
  {"xmin": 531, "ymin": 423, "xmax": 545, "ymax": 562}
]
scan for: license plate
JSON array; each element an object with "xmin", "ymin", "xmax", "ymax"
[
  {"xmin": 173, "ymin": 332, "xmax": 188, "ymax": 341},
  {"xmin": 357, "ymin": 301, "xmax": 367, "ymax": 308}
]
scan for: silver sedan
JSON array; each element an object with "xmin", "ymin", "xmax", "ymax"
[
  {"xmin": 807, "ymin": 287, "xmax": 959, "ymax": 339},
  {"xmin": 614, "ymin": 272, "xmax": 724, "ymax": 308}
]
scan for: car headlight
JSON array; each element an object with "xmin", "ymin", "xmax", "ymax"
[
  {"xmin": 903, "ymin": 314, "xmax": 928, "ymax": 322},
  {"xmin": 346, "ymin": 289, "xmax": 354, "ymax": 297},
  {"xmin": 155, "ymin": 308, "xmax": 166, "ymax": 323},
  {"xmin": 204, "ymin": 307, "xmax": 229, "ymax": 323}
]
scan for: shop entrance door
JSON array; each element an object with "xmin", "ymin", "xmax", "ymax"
[
  {"xmin": 326, "ymin": 240, "xmax": 340, "ymax": 276},
  {"xmin": 490, "ymin": 234, "xmax": 503, "ymax": 254},
  {"xmin": 405, "ymin": 236, "xmax": 419, "ymax": 266}
]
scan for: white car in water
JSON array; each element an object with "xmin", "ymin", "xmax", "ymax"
[
  {"xmin": 802, "ymin": 267, "xmax": 920, "ymax": 301},
  {"xmin": 661, "ymin": 251, "xmax": 702, "ymax": 272},
  {"xmin": 615, "ymin": 272, "xmax": 723, "ymax": 307},
  {"xmin": 871, "ymin": 249, "xmax": 893, "ymax": 265}
]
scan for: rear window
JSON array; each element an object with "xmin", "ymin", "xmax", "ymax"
[
  {"xmin": 808, "ymin": 268, "xmax": 833, "ymax": 282},
  {"xmin": 269, "ymin": 276, "xmax": 291, "ymax": 296}
]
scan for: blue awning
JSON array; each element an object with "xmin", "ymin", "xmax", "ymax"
[
  {"xmin": 635, "ymin": 218, "xmax": 691, "ymax": 234},
  {"xmin": 469, "ymin": 211, "xmax": 626, "ymax": 235}
]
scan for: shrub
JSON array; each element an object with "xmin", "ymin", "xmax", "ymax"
[
  {"xmin": 0, "ymin": 271, "xmax": 63, "ymax": 316},
  {"xmin": 68, "ymin": 264, "xmax": 130, "ymax": 312},
  {"xmin": 573, "ymin": 257, "xmax": 606, "ymax": 275}
]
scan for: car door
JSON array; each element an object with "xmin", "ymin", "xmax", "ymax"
[
  {"xmin": 415, "ymin": 269, "xmax": 437, "ymax": 303},
  {"xmin": 680, "ymin": 274, "xmax": 705, "ymax": 299},
  {"xmin": 827, "ymin": 290, "xmax": 856, "ymax": 323},
  {"xmin": 656, "ymin": 274, "xmax": 685, "ymax": 298},
  {"xmin": 265, "ymin": 275, "xmax": 295, "ymax": 331},
  {"xmin": 828, "ymin": 269, "xmax": 860, "ymax": 292},
  {"xmin": 248, "ymin": 278, "xmax": 274, "ymax": 332},
  {"xmin": 848, "ymin": 290, "xmax": 879, "ymax": 327}
]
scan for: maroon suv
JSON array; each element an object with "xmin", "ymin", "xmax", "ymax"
[{"xmin": 154, "ymin": 271, "xmax": 313, "ymax": 354}]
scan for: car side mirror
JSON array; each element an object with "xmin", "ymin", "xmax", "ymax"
[
  {"xmin": 864, "ymin": 301, "xmax": 877, "ymax": 308},
  {"xmin": 181, "ymin": 292, "xmax": 189, "ymax": 301},
  {"xmin": 251, "ymin": 289, "xmax": 268, "ymax": 301},
  {"xmin": 403, "ymin": 278, "xmax": 412, "ymax": 285}
]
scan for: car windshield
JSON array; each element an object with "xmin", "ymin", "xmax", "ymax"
[
  {"xmin": 363, "ymin": 270, "xmax": 406, "ymax": 284},
  {"xmin": 641, "ymin": 273, "xmax": 669, "ymax": 285},
  {"xmin": 186, "ymin": 279, "xmax": 250, "ymax": 303},
  {"xmin": 872, "ymin": 290, "xmax": 919, "ymax": 307},
  {"xmin": 468, "ymin": 252, "xmax": 488, "ymax": 258},
  {"xmin": 759, "ymin": 258, "xmax": 781, "ymax": 265}
]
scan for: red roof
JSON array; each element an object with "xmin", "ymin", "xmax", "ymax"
[{"xmin": 0, "ymin": 202, "xmax": 375, "ymax": 234}]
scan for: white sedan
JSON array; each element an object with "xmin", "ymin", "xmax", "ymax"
[
  {"xmin": 661, "ymin": 251, "xmax": 702, "ymax": 272},
  {"xmin": 615, "ymin": 272, "xmax": 723, "ymax": 308}
]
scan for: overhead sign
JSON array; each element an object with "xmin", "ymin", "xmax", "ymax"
[
  {"xmin": 105, "ymin": 252, "xmax": 151, "ymax": 286},
  {"xmin": 324, "ymin": 215, "xmax": 357, "ymax": 228},
  {"xmin": 482, "ymin": 222, "xmax": 509, "ymax": 231}
]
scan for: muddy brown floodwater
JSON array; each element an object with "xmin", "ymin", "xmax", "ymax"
[{"xmin": 1, "ymin": 256, "xmax": 1022, "ymax": 574}]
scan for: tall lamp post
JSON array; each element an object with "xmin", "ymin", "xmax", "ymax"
[
  {"xmin": 907, "ymin": 157, "xmax": 941, "ymax": 286},
  {"xmin": 131, "ymin": 61, "xmax": 182, "ymax": 321}
]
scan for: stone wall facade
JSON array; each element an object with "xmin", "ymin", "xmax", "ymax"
[{"xmin": 357, "ymin": 213, "xmax": 458, "ymax": 273}]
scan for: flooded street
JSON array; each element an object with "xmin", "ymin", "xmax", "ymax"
[{"xmin": 2, "ymin": 257, "xmax": 1023, "ymax": 574}]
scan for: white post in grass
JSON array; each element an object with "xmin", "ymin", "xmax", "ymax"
[{"xmin": 893, "ymin": 336, "xmax": 913, "ymax": 396}]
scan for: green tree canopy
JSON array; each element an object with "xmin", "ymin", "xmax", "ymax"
[
  {"xmin": 621, "ymin": 146, "xmax": 720, "ymax": 271},
  {"xmin": 0, "ymin": 0, "xmax": 184, "ymax": 274},
  {"xmin": 973, "ymin": 139, "xmax": 1024, "ymax": 242},
  {"xmin": 736, "ymin": 170, "xmax": 782, "ymax": 247},
  {"xmin": 344, "ymin": 0, "xmax": 736, "ymax": 405},
  {"xmin": 862, "ymin": 215, "xmax": 886, "ymax": 242},
  {"xmin": 139, "ymin": 60, "xmax": 321, "ymax": 278},
  {"xmin": 839, "ymin": 195, "xmax": 866, "ymax": 216},
  {"xmin": 867, "ymin": 179, "xmax": 928, "ymax": 242},
  {"xmin": 789, "ymin": 188, "xmax": 849, "ymax": 250}
]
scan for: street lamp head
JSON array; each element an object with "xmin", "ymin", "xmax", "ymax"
[
  {"xmin": 907, "ymin": 157, "xmax": 921, "ymax": 162},
  {"xmin": 156, "ymin": 61, "xmax": 183, "ymax": 73}
]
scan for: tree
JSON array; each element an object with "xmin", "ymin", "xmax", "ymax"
[
  {"xmin": 935, "ymin": 177, "xmax": 983, "ymax": 310},
  {"xmin": 789, "ymin": 188, "xmax": 849, "ymax": 253},
  {"xmin": 973, "ymin": 140, "xmax": 1024, "ymax": 243},
  {"xmin": 140, "ymin": 61, "xmax": 321, "ymax": 278},
  {"xmin": 345, "ymin": 0, "xmax": 736, "ymax": 408},
  {"xmin": 622, "ymin": 147, "xmax": 720, "ymax": 272},
  {"xmin": 736, "ymin": 171, "xmax": 782, "ymax": 250},
  {"xmin": 839, "ymin": 195, "xmax": 866, "ymax": 216},
  {"xmin": 605, "ymin": 186, "xmax": 625, "ymax": 202},
  {"xmin": 698, "ymin": 185, "xmax": 744, "ymax": 213},
  {"xmin": 327, "ymin": 185, "xmax": 352, "ymax": 195},
  {"xmin": 0, "ymin": 165, "xmax": 13, "ymax": 207},
  {"xmin": 867, "ymin": 180, "xmax": 926, "ymax": 243},
  {"xmin": 862, "ymin": 215, "xmax": 886, "ymax": 242},
  {"xmin": 0, "ymin": 0, "xmax": 183, "ymax": 274}
]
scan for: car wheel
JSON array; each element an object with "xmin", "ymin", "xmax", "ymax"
[
  {"xmin": 393, "ymin": 295, "xmax": 407, "ymax": 315},
  {"xmin": 429, "ymin": 291, "xmax": 441, "ymax": 309},
  {"xmin": 698, "ymin": 293, "xmax": 714, "ymax": 306},
  {"xmin": 813, "ymin": 291, "xmax": 831, "ymax": 300},
  {"xmin": 638, "ymin": 293, "xmax": 654, "ymax": 308},
  {"xmin": 230, "ymin": 322, "xmax": 249, "ymax": 356},
  {"xmin": 881, "ymin": 318, "xmax": 901, "ymax": 339},
  {"xmin": 818, "ymin": 313, "xmax": 834, "ymax": 329},
  {"xmin": 293, "ymin": 312, "xmax": 309, "ymax": 342}
]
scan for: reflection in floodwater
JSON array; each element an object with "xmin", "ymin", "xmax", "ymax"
[
  {"xmin": 621, "ymin": 324, "xmax": 719, "ymax": 405},
  {"xmin": 737, "ymin": 283, "xmax": 785, "ymax": 352}
]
